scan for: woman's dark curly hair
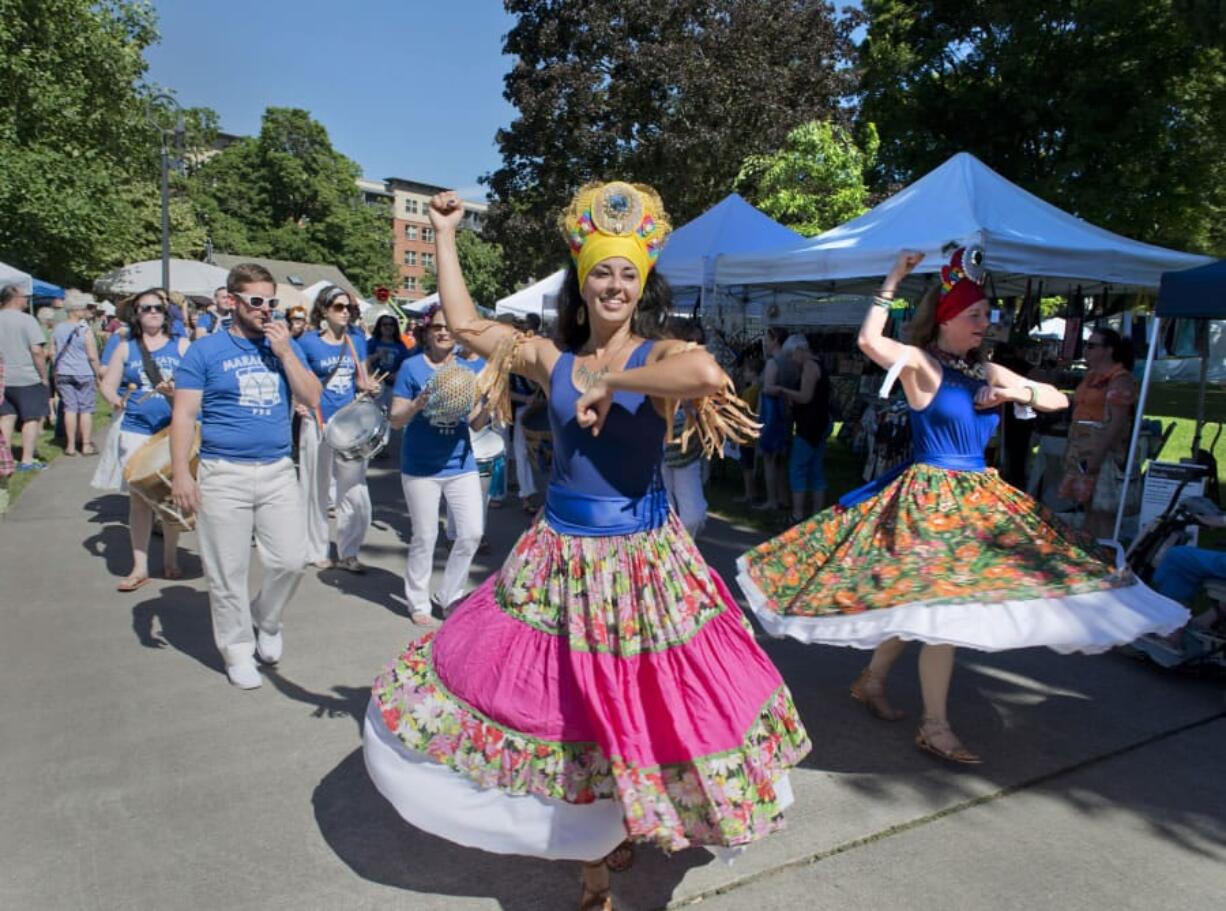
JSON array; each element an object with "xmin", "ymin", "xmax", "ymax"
[{"xmin": 554, "ymin": 262, "xmax": 672, "ymax": 351}]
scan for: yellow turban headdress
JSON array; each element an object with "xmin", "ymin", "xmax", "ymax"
[{"xmin": 558, "ymin": 181, "xmax": 672, "ymax": 290}]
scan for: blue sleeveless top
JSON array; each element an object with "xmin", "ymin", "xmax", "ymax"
[
  {"xmin": 545, "ymin": 340, "xmax": 670, "ymax": 536},
  {"xmin": 840, "ymin": 365, "xmax": 999, "ymax": 507}
]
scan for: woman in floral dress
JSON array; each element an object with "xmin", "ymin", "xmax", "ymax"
[
  {"xmin": 738, "ymin": 249, "xmax": 1187, "ymax": 765},
  {"xmin": 363, "ymin": 183, "xmax": 809, "ymax": 910}
]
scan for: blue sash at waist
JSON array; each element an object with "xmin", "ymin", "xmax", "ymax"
[
  {"xmin": 544, "ymin": 483, "xmax": 670, "ymax": 537},
  {"xmin": 837, "ymin": 451, "xmax": 987, "ymax": 508}
]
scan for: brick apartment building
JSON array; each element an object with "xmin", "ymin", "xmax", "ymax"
[{"xmin": 358, "ymin": 177, "xmax": 488, "ymax": 303}]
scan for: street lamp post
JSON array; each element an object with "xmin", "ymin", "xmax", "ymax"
[{"xmin": 147, "ymin": 94, "xmax": 185, "ymax": 292}]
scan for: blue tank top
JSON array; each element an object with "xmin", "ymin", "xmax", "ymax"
[
  {"xmin": 909, "ymin": 366, "xmax": 1000, "ymax": 469},
  {"xmin": 120, "ymin": 338, "xmax": 185, "ymax": 435},
  {"xmin": 545, "ymin": 340, "xmax": 669, "ymax": 536},
  {"xmin": 838, "ymin": 365, "xmax": 1000, "ymax": 507}
]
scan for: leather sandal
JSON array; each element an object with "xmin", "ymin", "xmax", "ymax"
[
  {"xmin": 604, "ymin": 840, "xmax": 634, "ymax": 873},
  {"xmin": 915, "ymin": 717, "xmax": 982, "ymax": 765},
  {"xmin": 579, "ymin": 860, "xmax": 613, "ymax": 910},
  {"xmin": 849, "ymin": 668, "xmax": 906, "ymax": 722},
  {"xmin": 117, "ymin": 575, "xmax": 150, "ymax": 592}
]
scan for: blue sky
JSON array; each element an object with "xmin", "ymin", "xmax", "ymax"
[{"xmin": 144, "ymin": 0, "xmax": 518, "ymax": 200}]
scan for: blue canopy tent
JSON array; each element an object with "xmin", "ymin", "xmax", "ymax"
[
  {"xmin": 32, "ymin": 277, "xmax": 65, "ymax": 299},
  {"xmin": 657, "ymin": 193, "xmax": 803, "ymax": 290},
  {"xmin": 1116, "ymin": 259, "xmax": 1226, "ymax": 537}
]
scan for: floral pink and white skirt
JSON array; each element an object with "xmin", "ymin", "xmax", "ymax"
[{"xmin": 364, "ymin": 513, "xmax": 810, "ymax": 860}]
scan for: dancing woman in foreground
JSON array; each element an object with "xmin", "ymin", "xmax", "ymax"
[
  {"xmin": 737, "ymin": 248, "xmax": 1188, "ymax": 764},
  {"xmin": 363, "ymin": 183, "xmax": 810, "ymax": 910}
]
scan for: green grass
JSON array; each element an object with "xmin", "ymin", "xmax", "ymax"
[{"xmin": 1, "ymin": 395, "xmax": 114, "ymax": 511}]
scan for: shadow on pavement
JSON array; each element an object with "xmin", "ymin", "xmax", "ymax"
[
  {"xmin": 316, "ymin": 563, "xmax": 408, "ymax": 618},
  {"xmin": 312, "ymin": 747, "xmax": 709, "ymax": 910},
  {"xmin": 131, "ymin": 583, "xmax": 224, "ymax": 674},
  {"xmin": 262, "ymin": 667, "xmax": 369, "ymax": 737}
]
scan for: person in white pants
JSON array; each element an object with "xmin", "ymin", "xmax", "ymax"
[
  {"xmin": 296, "ymin": 286, "xmax": 377, "ymax": 572},
  {"xmin": 389, "ymin": 305, "xmax": 485, "ymax": 625},
  {"xmin": 662, "ymin": 411, "xmax": 708, "ymax": 538},
  {"xmin": 171, "ymin": 263, "xmax": 322, "ymax": 689}
]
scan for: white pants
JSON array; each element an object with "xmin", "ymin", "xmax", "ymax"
[
  {"xmin": 401, "ymin": 471, "xmax": 484, "ymax": 615},
  {"xmin": 195, "ymin": 458, "xmax": 305, "ymax": 666},
  {"xmin": 662, "ymin": 460, "xmax": 708, "ymax": 538},
  {"xmin": 512, "ymin": 410, "xmax": 538, "ymax": 499},
  {"xmin": 299, "ymin": 418, "xmax": 371, "ymax": 562}
]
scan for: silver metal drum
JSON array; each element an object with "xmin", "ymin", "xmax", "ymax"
[{"xmin": 325, "ymin": 398, "xmax": 390, "ymax": 461}]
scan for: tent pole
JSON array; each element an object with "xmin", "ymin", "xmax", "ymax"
[
  {"xmin": 1114, "ymin": 315, "xmax": 1161, "ymax": 543},
  {"xmin": 1193, "ymin": 320, "xmax": 1208, "ymax": 453}
]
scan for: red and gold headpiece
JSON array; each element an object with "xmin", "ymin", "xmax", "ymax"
[
  {"xmin": 936, "ymin": 245, "xmax": 988, "ymax": 324},
  {"xmin": 559, "ymin": 181, "xmax": 671, "ymax": 289}
]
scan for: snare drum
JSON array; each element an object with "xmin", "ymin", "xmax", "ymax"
[
  {"xmin": 123, "ymin": 424, "xmax": 201, "ymax": 531},
  {"xmin": 325, "ymin": 398, "xmax": 390, "ymax": 461}
]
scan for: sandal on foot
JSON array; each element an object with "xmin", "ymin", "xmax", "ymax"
[
  {"xmin": 81, "ymin": 443, "xmax": 98, "ymax": 455},
  {"xmin": 409, "ymin": 611, "xmax": 436, "ymax": 627},
  {"xmin": 579, "ymin": 861, "xmax": 613, "ymax": 911},
  {"xmin": 117, "ymin": 575, "xmax": 150, "ymax": 592},
  {"xmin": 604, "ymin": 840, "xmax": 634, "ymax": 873},
  {"xmin": 849, "ymin": 668, "xmax": 905, "ymax": 722},
  {"xmin": 915, "ymin": 717, "xmax": 982, "ymax": 765}
]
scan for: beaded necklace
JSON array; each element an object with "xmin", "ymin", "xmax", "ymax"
[{"xmin": 927, "ymin": 345, "xmax": 986, "ymax": 381}]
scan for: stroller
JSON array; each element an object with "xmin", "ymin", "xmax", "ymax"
[{"xmin": 1124, "ymin": 486, "xmax": 1226, "ymax": 672}]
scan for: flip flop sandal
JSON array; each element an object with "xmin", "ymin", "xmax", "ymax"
[
  {"xmin": 117, "ymin": 576, "xmax": 151, "ymax": 592},
  {"xmin": 81, "ymin": 444, "xmax": 99, "ymax": 455}
]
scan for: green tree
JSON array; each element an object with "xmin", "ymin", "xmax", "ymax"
[
  {"xmin": 858, "ymin": 0, "xmax": 1226, "ymax": 255},
  {"xmin": 0, "ymin": 0, "xmax": 207, "ymax": 284},
  {"xmin": 420, "ymin": 229, "xmax": 509, "ymax": 307},
  {"xmin": 187, "ymin": 108, "xmax": 396, "ymax": 293},
  {"xmin": 485, "ymin": 0, "xmax": 861, "ymax": 283},
  {"xmin": 736, "ymin": 121, "xmax": 880, "ymax": 236}
]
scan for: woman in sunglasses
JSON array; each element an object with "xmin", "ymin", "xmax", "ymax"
[
  {"xmin": 100, "ymin": 288, "xmax": 191, "ymax": 591},
  {"xmin": 296, "ymin": 286, "xmax": 378, "ymax": 572}
]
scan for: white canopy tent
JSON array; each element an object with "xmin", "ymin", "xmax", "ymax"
[
  {"xmin": 714, "ymin": 153, "xmax": 1212, "ymax": 295},
  {"xmin": 94, "ymin": 259, "xmax": 230, "ymax": 299},
  {"xmin": 495, "ymin": 269, "xmax": 566, "ymax": 322},
  {"xmin": 0, "ymin": 260, "xmax": 33, "ymax": 295}
]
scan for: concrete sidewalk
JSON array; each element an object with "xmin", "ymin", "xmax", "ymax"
[{"xmin": 1, "ymin": 428, "xmax": 1223, "ymax": 910}]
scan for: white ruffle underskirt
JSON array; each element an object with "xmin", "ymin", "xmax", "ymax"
[
  {"xmin": 362, "ymin": 698, "xmax": 793, "ymax": 861},
  {"xmin": 736, "ymin": 559, "xmax": 1189, "ymax": 654}
]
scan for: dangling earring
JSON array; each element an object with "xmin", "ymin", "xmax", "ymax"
[{"xmin": 577, "ymin": 306, "xmax": 587, "ymax": 326}]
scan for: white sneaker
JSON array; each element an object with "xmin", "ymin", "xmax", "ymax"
[
  {"xmin": 256, "ymin": 629, "xmax": 283, "ymax": 664},
  {"xmin": 226, "ymin": 660, "xmax": 262, "ymax": 689}
]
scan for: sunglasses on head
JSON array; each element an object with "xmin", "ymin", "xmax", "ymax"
[{"xmin": 232, "ymin": 292, "xmax": 278, "ymax": 310}]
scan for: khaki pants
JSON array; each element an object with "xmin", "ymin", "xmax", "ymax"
[{"xmin": 196, "ymin": 458, "xmax": 305, "ymax": 666}]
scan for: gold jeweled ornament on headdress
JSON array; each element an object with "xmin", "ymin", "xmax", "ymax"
[{"xmin": 559, "ymin": 181, "xmax": 671, "ymax": 288}]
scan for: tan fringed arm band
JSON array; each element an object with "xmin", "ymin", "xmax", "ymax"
[
  {"xmin": 667, "ymin": 376, "xmax": 762, "ymax": 460},
  {"xmin": 475, "ymin": 331, "xmax": 533, "ymax": 425}
]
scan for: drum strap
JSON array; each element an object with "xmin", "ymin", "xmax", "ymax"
[
  {"xmin": 136, "ymin": 338, "xmax": 166, "ymax": 389},
  {"xmin": 315, "ymin": 332, "xmax": 362, "ymax": 430}
]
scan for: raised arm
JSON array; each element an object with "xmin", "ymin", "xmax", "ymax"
[
  {"xmin": 857, "ymin": 251, "xmax": 926, "ymax": 372},
  {"xmin": 429, "ymin": 192, "xmax": 550, "ymax": 387}
]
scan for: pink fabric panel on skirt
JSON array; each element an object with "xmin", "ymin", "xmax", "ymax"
[{"xmin": 432, "ymin": 571, "xmax": 785, "ymax": 768}]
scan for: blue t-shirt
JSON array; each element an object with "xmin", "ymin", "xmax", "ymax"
[
  {"xmin": 368, "ymin": 338, "xmax": 410, "ymax": 376},
  {"xmin": 196, "ymin": 311, "xmax": 231, "ymax": 335},
  {"xmin": 297, "ymin": 329, "xmax": 368, "ymax": 422},
  {"xmin": 119, "ymin": 337, "xmax": 187, "ymax": 435},
  {"xmin": 175, "ymin": 331, "xmax": 308, "ymax": 462},
  {"xmin": 393, "ymin": 354, "xmax": 483, "ymax": 477},
  {"xmin": 101, "ymin": 331, "xmax": 125, "ymax": 371}
]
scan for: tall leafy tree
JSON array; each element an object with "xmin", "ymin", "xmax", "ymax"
[
  {"xmin": 736, "ymin": 121, "xmax": 879, "ymax": 236},
  {"xmin": 187, "ymin": 108, "xmax": 396, "ymax": 293},
  {"xmin": 420, "ymin": 229, "xmax": 509, "ymax": 306},
  {"xmin": 0, "ymin": 0, "xmax": 205, "ymax": 284},
  {"xmin": 485, "ymin": 0, "xmax": 861, "ymax": 283},
  {"xmin": 858, "ymin": 0, "xmax": 1226, "ymax": 255}
]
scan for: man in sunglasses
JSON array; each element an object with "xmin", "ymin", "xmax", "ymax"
[{"xmin": 170, "ymin": 263, "xmax": 322, "ymax": 689}]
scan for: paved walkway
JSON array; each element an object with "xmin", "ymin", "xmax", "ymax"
[{"xmin": 2, "ymin": 427, "xmax": 1223, "ymax": 909}]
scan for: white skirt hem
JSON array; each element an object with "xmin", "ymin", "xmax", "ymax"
[{"xmin": 735, "ymin": 557, "xmax": 1189, "ymax": 654}]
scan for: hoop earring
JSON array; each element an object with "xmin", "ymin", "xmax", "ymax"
[{"xmin": 577, "ymin": 306, "xmax": 586, "ymax": 326}]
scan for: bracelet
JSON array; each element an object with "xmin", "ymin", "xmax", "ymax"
[
  {"xmin": 872, "ymin": 294, "xmax": 907, "ymax": 312},
  {"xmin": 1025, "ymin": 383, "xmax": 1037, "ymax": 405}
]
